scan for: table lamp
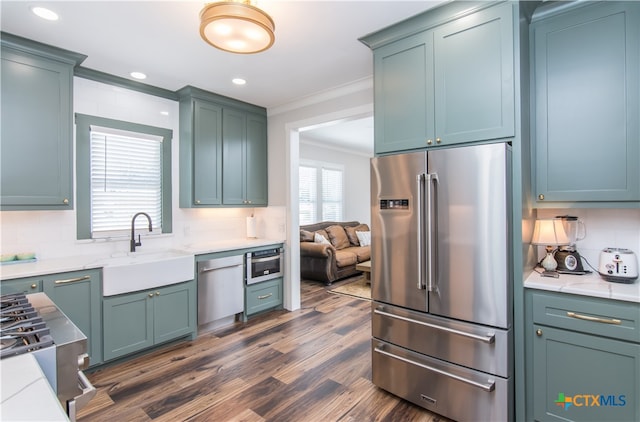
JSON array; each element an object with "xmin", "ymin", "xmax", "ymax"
[{"xmin": 531, "ymin": 218, "xmax": 570, "ymax": 272}]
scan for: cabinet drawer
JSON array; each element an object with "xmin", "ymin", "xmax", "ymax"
[
  {"xmin": 1, "ymin": 277, "xmax": 42, "ymax": 294},
  {"xmin": 245, "ymin": 278, "xmax": 282, "ymax": 316},
  {"xmin": 532, "ymin": 291, "xmax": 640, "ymax": 343}
]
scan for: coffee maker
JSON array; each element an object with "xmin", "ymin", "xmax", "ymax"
[{"xmin": 554, "ymin": 215, "xmax": 588, "ymax": 274}]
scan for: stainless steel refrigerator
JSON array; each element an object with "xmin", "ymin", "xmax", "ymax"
[{"xmin": 370, "ymin": 142, "xmax": 513, "ymax": 421}]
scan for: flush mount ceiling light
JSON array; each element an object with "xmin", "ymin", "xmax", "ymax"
[{"xmin": 199, "ymin": 1, "xmax": 275, "ymax": 54}]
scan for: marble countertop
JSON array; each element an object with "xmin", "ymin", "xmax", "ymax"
[
  {"xmin": 1, "ymin": 354, "xmax": 69, "ymax": 421},
  {"xmin": 0, "ymin": 238, "xmax": 284, "ymax": 281},
  {"xmin": 524, "ymin": 269, "xmax": 639, "ymax": 303}
]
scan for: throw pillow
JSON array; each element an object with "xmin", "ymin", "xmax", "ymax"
[
  {"xmin": 314, "ymin": 232, "xmax": 331, "ymax": 245},
  {"xmin": 356, "ymin": 231, "xmax": 371, "ymax": 247},
  {"xmin": 300, "ymin": 229, "xmax": 315, "ymax": 242},
  {"xmin": 346, "ymin": 224, "xmax": 370, "ymax": 245},
  {"xmin": 325, "ymin": 225, "xmax": 350, "ymax": 250}
]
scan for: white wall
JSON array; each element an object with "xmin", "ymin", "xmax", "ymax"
[
  {"xmin": 299, "ymin": 139, "xmax": 371, "ymax": 225},
  {"xmin": 266, "ymin": 78, "xmax": 374, "ymax": 312},
  {"xmin": 535, "ymin": 208, "xmax": 640, "ymax": 271},
  {"xmin": 0, "ymin": 78, "xmax": 286, "ymax": 260}
]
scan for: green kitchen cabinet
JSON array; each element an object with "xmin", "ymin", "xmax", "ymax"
[
  {"xmin": 178, "ymin": 86, "xmax": 268, "ymax": 208},
  {"xmin": 244, "ymin": 277, "xmax": 283, "ymax": 320},
  {"xmin": 362, "ymin": 2, "xmax": 515, "ymax": 154},
  {"xmin": 531, "ymin": 1, "xmax": 640, "ymax": 205},
  {"xmin": 0, "ymin": 276, "xmax": 42, "ymax": 295},
  {"xmin": 42, "ymin": 269, "xmax": 103, "ymax": 367},
  {"xmin": 222, "ymin": 109, "xmax": 268, "ymax": 206},
  {"xmin": 525, "ymin": 289, "xmax": 640, "ymax": 421},
  {"xmin": 103, "ymin": 280, "xmax": 196, "ymax": 362},
  {"xmin": 179, "ymin": 97, "xmax": 223, "ymax": 206},
  {"xmin": 0, "ymin": 33, "xmax": 85, "ymax": 210}
]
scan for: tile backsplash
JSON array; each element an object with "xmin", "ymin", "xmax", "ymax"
[{"xmin": 536, "ymin": 208, "xmax": 640, "ymax": 271}]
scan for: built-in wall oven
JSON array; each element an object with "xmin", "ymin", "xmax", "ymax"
[{"xmin": 245, "ymin": 247, "xmax": 284, "ymax": 285}]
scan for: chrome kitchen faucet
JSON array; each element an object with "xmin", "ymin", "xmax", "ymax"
[{"xmin": 130, "ymin": 212, "xmax": 152, "ymax": 252}]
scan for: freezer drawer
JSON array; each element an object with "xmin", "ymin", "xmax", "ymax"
[
  {"xmin": 372, "ymin": 301, "xmax": 512, "ymax": 377},
  {"xmin": 372, "ymin": 339, "xmax": 512, "ymax": 422}
]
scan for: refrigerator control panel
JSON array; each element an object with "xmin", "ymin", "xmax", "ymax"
[{"xmin": 380, "ymin": 199, "xmax": 409, "ymax": 210}]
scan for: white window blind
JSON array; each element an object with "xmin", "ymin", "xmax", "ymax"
[
  {"xmin": 299, "ymin": 165, "xmax": 317, "ymax": 225},
  {"xmin": 90, "ymin": 129, "xmax": 162, "ymax": 236},
  {"xmin": 298, "ymin": 160, "xmax": 343, "ymax": 225},
  {"xmin": 322, "ymin": 167, "xmax": 343, "ymax": 221}
]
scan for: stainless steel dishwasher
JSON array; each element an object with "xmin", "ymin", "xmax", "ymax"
[{"xmin": 197, "ymin": 254, "xmax": 244, "ymax": 330}]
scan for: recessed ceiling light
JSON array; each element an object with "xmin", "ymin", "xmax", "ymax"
[
  {"xmin": 232, "ymin": 78, "xmax": 246, "ymax": 85},
  {"xmin": 130, "ymin": 72, "xmax": 147, "ymax": 80},
  {"xmin": 160, "ymin": 111, "xmax": 169, "ymax": 116},
  {"xmin": 31, "ymin": 6, "xmax": 59, "ymax": 21}
]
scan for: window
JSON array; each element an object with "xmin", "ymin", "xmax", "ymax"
[
  {"xmin": 75, "ymin": 114, "xmax": 172, "ymax": 239},
  {"xmin": 299, "ymin": 160, "xmax": 343, "ymax": 225}
]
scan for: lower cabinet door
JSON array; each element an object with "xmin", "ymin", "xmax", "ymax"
[
  {"xmin": 533, "ymin": 325, "xmax": 640, "ymax": 421},
  {"xmin": 245, "ymin": 278, "xmax": 282, "ymax": 317},
  {"xmin": 103, "ymin": 291, "xmax": 154, "ymax": 361},
  {"xmin": 153, "ymin": 282, "xmax": 196, "ymax": 344},
  {"xmin": 43, "ymin": 269, "xmax": 102, "ymax": 366}
]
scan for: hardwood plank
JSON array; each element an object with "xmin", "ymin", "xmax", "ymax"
[{"xmin": 78, "ymin": 280, "xmax": 452, "ymax": 422}]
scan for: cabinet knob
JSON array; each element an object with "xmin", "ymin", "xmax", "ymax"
[
  {"xmin": 195, "ymin": 199, "xmax": 201, "ymax": 204},
  {"xmin": 536, "ymin": 329, "xmax": 543, "ymax": 337},
  {"xmin": 156, "ymin": 291, "xmax": 160, "ymax": 296},
  {"xmin": 426, "ymin": 139, "xmax": 433, "ymax": 145},
  {"xmin": 247, "ymin": 200, "xmax": 252, "ymax": 204},
  {"xmin": 436, "ymin": 138, "xmax": 441, "ymax": 144},
  {"xmin": 31, "ymin": 283, "xmax": 37, "ymax": 289},
  {"xmin": 148, "ymin": 293, "xmax": 154, "ymax": 298},
  {"xmin": 63, "ymin": 198, "xmax": 69, "ymax": 205},
  {"xmin": 538, "ymin": 194, "xmax": 545, "ymax": 200}
]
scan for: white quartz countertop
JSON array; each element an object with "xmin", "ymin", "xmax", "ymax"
[
  {"xmin": 0, "ymin": 238, "xmax": 284, "ymax": 281},
  {"xmin": 524, "ymin": 269, "xmax": 640, "ymax": 303},
  {"xmin": 1, "ymin": 354, "xmax": 69, "ymax": 421}
]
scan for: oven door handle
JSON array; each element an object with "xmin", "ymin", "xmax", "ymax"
[
  {"xmin": 68, "ymin": 371, "xmax": 97, "ymax": 422},
  {"xmin": 250, "ymin": 255, "xmax": 282, "ymax": 263}
]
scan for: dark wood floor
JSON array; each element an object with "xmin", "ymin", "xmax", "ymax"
[{"xmin": 78, "ymin": 279, "xmax": 451, "ymax": 422}]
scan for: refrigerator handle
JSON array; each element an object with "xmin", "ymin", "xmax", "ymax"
[
  {"xmin": 425, "ymin": 172, "xmax": 438, "ymax": 292},
  {"xmin": 416, "ymin": 173, "xmax": 426, "ymax": 290}
]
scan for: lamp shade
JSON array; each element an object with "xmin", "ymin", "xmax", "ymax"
[
  {"xmin": 531, "ymin": 219, "xmax": 570, "ymax": 246},
  {"xmin": 200, "ymin": 1, "xmax": 275, "ymax": 54}
]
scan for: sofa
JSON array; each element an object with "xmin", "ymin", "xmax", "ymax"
[{"xmin": 300, "ymin": 221, "xmax": 371, "ymax": 285}]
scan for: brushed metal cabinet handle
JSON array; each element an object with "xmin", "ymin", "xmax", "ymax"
[
  {"xmin": 54, "ymin": 275, "xmax": 91, "ymax": 284},
  {"xmin": 567, "ymin": 311, "xmax": 621, "ymax": 325},
  {"xmin": 258, "ymin": 293, "xmax": 273, "ymax": 300}
]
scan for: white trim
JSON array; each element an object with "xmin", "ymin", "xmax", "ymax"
[{"xmin": 269, "ymin": 77, "xmax": 373, "ymax": 117}]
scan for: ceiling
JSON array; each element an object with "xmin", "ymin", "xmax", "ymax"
[{"xmin": 1, "ymin": 0, "xmax": 446, "ymax": 154}]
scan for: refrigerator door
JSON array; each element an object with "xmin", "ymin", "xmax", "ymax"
[
  {"xmin": 371, "ymin": 152, "xmax": 427, "ymax": 312},
  {"xmin": 427, "ymin": 143, "xmax": 511, "ymax": 329}
]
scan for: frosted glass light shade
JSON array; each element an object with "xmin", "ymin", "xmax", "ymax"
[{"xmin": 200, "ymin": 1, "xmax": 275, "ymax": 54}]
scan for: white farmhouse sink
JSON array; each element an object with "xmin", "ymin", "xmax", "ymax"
[{"xmin": 102, "ymin": 250, "xmax": 195, "ymax": 296}]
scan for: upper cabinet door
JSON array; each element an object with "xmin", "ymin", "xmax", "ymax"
[
  {"xmin": 245, "ymin": 113, "xmax": 268, "ymax": 206},
  {"xmin": 193, "ymin": 100, "xmax": 223, "ymax": 205},
  {"xmin": 369, "ymin": 2, "xmax": 515, "ymax": 155},
  {"xmin": 222, "ymin": 108, "xmax": 246, "ymax": 205},
  {"xmin": 532, "ymin": 2, "xmax": 640, "ymax": 204},
  {"xmin": 1, "ymin": 46, "xmax": 74, "ymax": 210},
  {"xmin": 433, "ymin": 2, "xmax": 515, "ymax": 145},
  {"xmin": 373, "ymin": 31, "xmax": 434, "ymax": 154}
]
